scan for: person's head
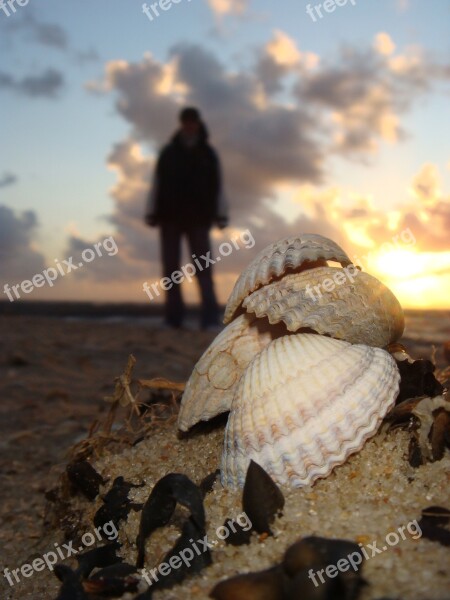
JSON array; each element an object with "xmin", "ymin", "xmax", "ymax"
[{"xmin": 179, "ymin": 106, "xmax": 201, "ymax": 137}]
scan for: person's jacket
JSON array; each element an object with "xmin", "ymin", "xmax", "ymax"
[{"xmin": 146, "ymin": 126, "xmax": 228, "ymax": 227}]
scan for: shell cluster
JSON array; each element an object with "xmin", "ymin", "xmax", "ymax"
[{"xmin": 178, "ymin": 234, "xmax": 404, "ymax": 488}]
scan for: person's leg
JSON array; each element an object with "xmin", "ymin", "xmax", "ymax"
[
  {"xmin": 186, "ymin": 226, "xmax": 220, "ymax": 328},
  {"xmin": 160, "ymin": 223, "xmax": 184, "ymax": 327}
]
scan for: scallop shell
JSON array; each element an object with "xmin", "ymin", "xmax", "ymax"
[
  {"xmin": 242, "ymin": 267, "xmax": 404, "ymax": 347},
  {"xmin": 221, "ymin": 333, "xmax": 400, "ymax": 488},
  {"xmin": 178, "ymin": 314, "xmax": 277, "ymax": 431},
  {"xmin": 224, "ymin": 234, "xmax": 351, "ymax": 324}
]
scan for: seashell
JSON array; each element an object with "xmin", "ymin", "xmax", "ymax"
[
  {"xmin": 178, "ymin": 314, "xmax": 279, "ymax": 431},
  {"xmin": 211, "ymin": 534, "xmax": 365, "ymax": 600},
  {"xmin": 242, "ymin": 460, "xmax": 284, "ymax": 535},
  {"xmin": 386, "ymin": 342, "xmax": 414, "ymax": 363},
  {"xmin": 210, "ymin": 565, "xmax": 285, "ymax": 600},
  {"xmin": 242, "ymin": 267, "xmax": 405, "ymax": 347},
  {"xmin": 178, "ymin": 233, "xmax": 405, "ymax": 488},
  {"xmin": 224, "ymin": 234, "xmax": 351, "ymax": 324},
  {"xmin": 221, "ymin": 333, "xmax": 400, "ymax": 488}
]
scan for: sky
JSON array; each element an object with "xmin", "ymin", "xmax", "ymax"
[{"xmin": 0, "ymin": 0, "xmax": 449, "ymax": 309}]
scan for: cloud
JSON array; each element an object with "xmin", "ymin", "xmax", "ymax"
[
  {"xmin": 264, "ymin": 30, "xmax": 319, "ymax": 72},
  {"xmin": 265, "ymin": 30, "xmax": 302, "ymax": 67},
  {"xmin": 0, "ymin": 205, "xmax": 46, "ymax": 285},
  {"xmin": 0, "ymin": 68, "xmax": 64, "ymax": 98},
  {"xmin": 28, "ymin": 18, "xmax": 68, "ymax": 49},
  {"xmin": 0, "ymin": 172, "xmax": 18, "ymax": 189},
  {"xmin": 1, "ymin": 12, "xmax": 68, "ymax": 50},
  {"xmin": 91, "ymin": 33, "xmax": 450, "ymax": 201},
  {"xmin": 0, "ymin": 11, "xmax": 99, "ymax": 65},
  {"xmin": 411, "ymin": 162, "xmax": 439, "ymax": 203},
  {"xmin": 373, "ymin": 32, "xmax": 396, "ymax": 56},
  {"xmin": 71, "ymin": 34, "xmax": 450, "ymax": 303},
  {"xmin": 75, "ymin": 47, "xmax": 101, "ymax": 64},
  {"xmin": 298, "ymin": 35, "xmax": 449, "ymax": 155},
  {"xmin": 396, "ymin": 0, "xmax": 410, "ymax": 12},
  {"xmin": 332, "ymin": 162, "xmax": 450, "ymax": 255},
  {"xmin": 62, "ymin": 139, "xmax": 159, "ymax": 288},
  {"xmin": 207, "ymin": 0, "xmax": 249, "ymax": 17},
  {"xmin": 90, "ymin": 43, "xmax": 325, "ymax": 214},
  {"xmin": 399, "ymin": 164, "xmax": 450, "ymax": 252}
]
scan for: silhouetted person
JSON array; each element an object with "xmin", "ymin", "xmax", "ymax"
[{"xmin": 145, "ymin": 107, "xmax": 228, "ymax": 329}]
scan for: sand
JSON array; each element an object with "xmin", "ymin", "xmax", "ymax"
[{"xmin": 0, "ymin": 310, "xmax": 449, "ymax": 599}]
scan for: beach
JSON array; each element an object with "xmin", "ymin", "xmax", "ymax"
[{"xmin": 0, "ymin": 307, "xmax": 449, "ymax": 599}]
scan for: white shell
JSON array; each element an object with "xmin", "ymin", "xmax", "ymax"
[
  {"xmin": 178, "ymin": 314, "xmax": 277, "ymax": 431},
  {"xmin": 242, "ymin": 267, "xmax": 405, "ymax": 347},
  {"xmin": 221, "ymin": 333, "xmax": 400, "ymax": 488},
  {"xmin": 224, "ymin": 234, "xmax": 351, "ymax": 324}
]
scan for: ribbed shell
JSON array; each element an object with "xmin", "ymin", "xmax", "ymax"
[
  {"xmin": 224, "ymin": 234, "xmax": 351, "ymax": 324},
  {"xmin": 178, "ymin": 314, "xmax": 275, "ymax": 431},
  {"xmin": 242, "ymin": 267, "xmax": 404, "ymax": 347},
  {"xmin": 221, "ymin": 333, "xmax": 400, "ymax": 488}
]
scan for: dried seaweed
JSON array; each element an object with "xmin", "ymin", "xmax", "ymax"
[
  {"xmin": 53, "ymin": 564, "xmax": 89, "ymax": 600},
  {"xmin": 211, "ymin": 535, "xmax": 366, "ymax": 600},
  {"xmin": 222, "ymin": 517, "xmax": 252, "ymax": 546},
  {"xmin": 136, "ymin": 473, "xmax": 206, "ymax": 568},
  {"xmin": 66, "ymin": 460, "xmax": 106, "ymax": 501},
  {"xmin": 153, "ymin": 516, "xmax": 212, "ymax": 591},
  {"xmin": 430, "ymin": 408, "xmax": 450, "ymax": 460},
  {"xmin": 408, "ymin": 435, "xmax": 424, "ymax": 468},
  {"xmin": 84, "ymin": 563, "xmax": 140, "ymax": 596},
  {"xmin": 103, "ymin": 355, "xmax": 184, "ymax": 426},
  {"xmin": 94, "ymin": 476, "xmax": 144, "ymax": 530},
  {"xmin": 284, "ymin": 537, "xmax": 365, "ymax": 600},
  {"xmin": 199, "ymin": 469, "xmax": 220, "ymax": 497},
  {"xmin": 418, "ymin": 506, "xmax": 450, "ymax": 547},
  {"xmin": 53, "ymin": 544, "xmax": 126, "ymax": 599},
  {"xmin": 210, "ymin": 565, "xmax": 285, "ymax": 599},
  {"xmin": 395, "ymin": 358, "xmax": 444, "ymax": 404},
  {"xmin": 386, "ymin": 393, "xmax": 450, "ymax": 466},
  {"xmin": 76, "ymin": 541, "xmax": 122, "ymax": 578},
  {"xmin": 59, "ymin": 356, "xmax": 185, "ymax": 474}
]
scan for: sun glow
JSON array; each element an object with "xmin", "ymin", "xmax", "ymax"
[
  {"xmin": 374, "ymin": 249, "xmax": 425, "ymax": 279},
  {"xmin": 372, "ymin": 250, "xmax": 450, "ymax": 309}
]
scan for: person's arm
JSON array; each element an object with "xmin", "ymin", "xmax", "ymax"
[
  {"xmin": 144, "ymin": 170, "xmax": 159, "ymax": 227},
  {"xmin": 214, "ymin": 152, "xmax": 229, "ymax": 229},
  {"xmin": 144, "ymin": 151, "xmax": 163, "ymax": 227}
]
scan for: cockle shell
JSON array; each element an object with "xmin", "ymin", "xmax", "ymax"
[
  {"xmin": 178, "ymin": 314, "xmax": 280, "ymax": 431},
  {"xmin": 242, "ymin": 267, "xmax": 405, "ymax": 347},
  {"xmin": 224, "ymin": 234, "xmax": 351, "ymax": 324},
  {"xmin": 178, "ymin": 232, "xmax": 405, "ymax": 489},
  {"xmin": 221, "ymin": 333, "xmax": 400, "ymax": 488}
]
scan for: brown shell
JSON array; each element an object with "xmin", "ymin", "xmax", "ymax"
[{"xmin": 242, "ymin": 266, "xmax": 404, "ymax": 347}]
